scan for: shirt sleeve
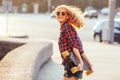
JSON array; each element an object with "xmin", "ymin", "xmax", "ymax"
[
  {"xmin": 64, "ymin": 24, "xmax": 78, "ymax": 49},
  {"xmin": 64, "ymin": 24, "xmax": 84, "ymax": 54}
]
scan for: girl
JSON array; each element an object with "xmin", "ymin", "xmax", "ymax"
[{"xmin": 55, "ymin": 5, "xmax": 93, "ymax": 80}]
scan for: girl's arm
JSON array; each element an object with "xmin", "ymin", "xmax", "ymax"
[
  {"xmin": 73, "ymin": 48, "xmax": 83, "ymax": 71},
  {"xmin": 81, "ymin": 53, "xmax": 94, "ymax": 72}
]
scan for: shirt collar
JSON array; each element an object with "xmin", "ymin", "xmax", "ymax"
[{"xmin": 60, "ymin": 21, "xmax": 68, "ymax": 31}]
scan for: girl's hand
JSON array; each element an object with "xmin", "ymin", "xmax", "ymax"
[
  {"xmin": 89, "ymin": 64, "xmax": 94, "ymax": 73},
  {"xmin": 77, "ymin": 62, "xmax": 83, "ymax": 71}
]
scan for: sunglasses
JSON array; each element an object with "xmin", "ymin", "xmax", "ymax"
[{"xmin": 56, "ymin": 12, "xmax": 67, "ymax": 16}]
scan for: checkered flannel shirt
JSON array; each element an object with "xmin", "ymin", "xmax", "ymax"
[{"xmin": 58, "ymin": 22, "xmax": 84, "ymax": 55}]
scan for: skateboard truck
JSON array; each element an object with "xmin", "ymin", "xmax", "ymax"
[
  {"xmin": 62, "ymin": 50, "xmax": 70, "ymax": 58},
  {"xmin": 71, "ymin": 66, "xmax": 79, "ymax": 74},
  {"xmin": 85, "ymin": 70, "xmax": 92, "ymax": 76}
]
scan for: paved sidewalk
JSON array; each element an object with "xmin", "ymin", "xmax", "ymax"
[
  {"xmin": 38, "ymin": 60, "xmax": 63, "ymax": 80},
  {"xmin": 37, "ymin": 41, "xmax": 63, "ymax": 80},
  {"xmin": 38, "ymin": 41, "xmax": 120, "ymax": 80}
]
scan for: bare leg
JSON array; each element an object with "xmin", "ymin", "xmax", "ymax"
[
  {"xmin": 64, "ymin": 77, "xmax": 71, "ymax": 80},
  {"xmin": 70, "ymin": 77, "xmax": 78, "ymax": 80}
]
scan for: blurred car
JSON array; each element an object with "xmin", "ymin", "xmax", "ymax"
[
  {"xmin": 50, "ymin": 11, "xmax": 55, "ymax": 18},
  {"xmin": 100, "ymin": 7, "xmax": 109, "ymax": 15},
  {"xmin": 93, "ymin": 19, "xmax": 120, "ymax": 43},
  {"xmin": 84, "ymin": 7, "xmax": 98, "ymax": 19},
  {"xmin": 116, "ymin": 12, "xmax": 120, "ymax": 17}
]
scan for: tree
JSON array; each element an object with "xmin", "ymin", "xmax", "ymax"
[
  {"xmin": 116, "ymin": 0, "xmax": 120, "ymax": 7},
  {"xmin": 51, "ymin": 0, "xmax": 109, "ymax": 11},
  {"xmin": 0, "ymin": 0, "xmax": 2, "ymax": 5},
  {"xmin": 2, "ymin": 0, "xmax": 119, "ymax": 13},
  {"xmin": 92, "ymin": 0, "xmax": 108, "ymax": 9}
]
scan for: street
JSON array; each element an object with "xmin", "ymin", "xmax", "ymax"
[
  {"xmin": 0, "ymin": 13, "xmax": 108, "ymax": 41},
  {"xmin": 0, "ymin": 13, "xmax": 120, "ymax": 80}
]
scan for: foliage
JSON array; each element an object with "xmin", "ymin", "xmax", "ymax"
[
  {"xmin": 116, "ymin": 0, "xmax": 120, "ymax": 7},
  {"xmin": 0, "ymin": 0, "xmax": 120, "ymax": 13}
]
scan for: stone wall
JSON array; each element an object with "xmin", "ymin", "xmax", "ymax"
[
  {"xmin": 0, "ymin": 40, "xmax": 53, "ymax": 80},
  {"xmin": 0, "ymin": 41, "xmax": 24, "ymax": 60}
]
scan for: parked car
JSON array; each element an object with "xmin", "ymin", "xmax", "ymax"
[
  {"xmin": 84, "ymin": 7, "xmax": 98, "ymax": 19},
  {"xmin": 93, "ymin": 19, "xmax": 120, "ymax": 43},
  {"xmin": 100, "ymin": 7, "xmax": 109, "ymax": 15},
  {"xmin": 84, "ymin": 10, "xmax": 98, "ymax": 18},
  {"xmin": 50, "ymin": 11, "xmax": 55, "ymax": 18},
  {"xmin": 116, "ymin": 12, "xmax": 120, "ymax": 17}
]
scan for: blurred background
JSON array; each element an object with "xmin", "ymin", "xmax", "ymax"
[
  {"xmin": 0, "ymin": 0, "xmax": 120, "ymax": 13},
  {"xmin": 0, "ymin": 0, "xmax": 120, "ymax": 80},
  {"xmin": 0, "ymin": 0, "xmax": 120, "ymax": 43}
]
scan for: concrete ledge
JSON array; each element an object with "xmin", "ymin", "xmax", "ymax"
[
  {"xmin": 0, "ymin": 41, "xmax": 25, "ymax": 60},
  {"xmin": 0, "ymin": 41, "xmax": 53, "ymax": 80}
]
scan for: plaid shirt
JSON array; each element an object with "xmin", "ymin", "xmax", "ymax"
[{"xmin": 58, "ymin": 22, "xmax": 84, "ymax": 55}]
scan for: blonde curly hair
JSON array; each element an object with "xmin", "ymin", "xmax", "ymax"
[{"xmin": 55, "ymin": 5, "xmax": 85, "ymax": 29}]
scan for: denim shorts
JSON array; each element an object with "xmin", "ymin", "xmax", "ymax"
[{"xmin": 63, "ymin": 58, "xmax": 83, "ymax": 79}]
